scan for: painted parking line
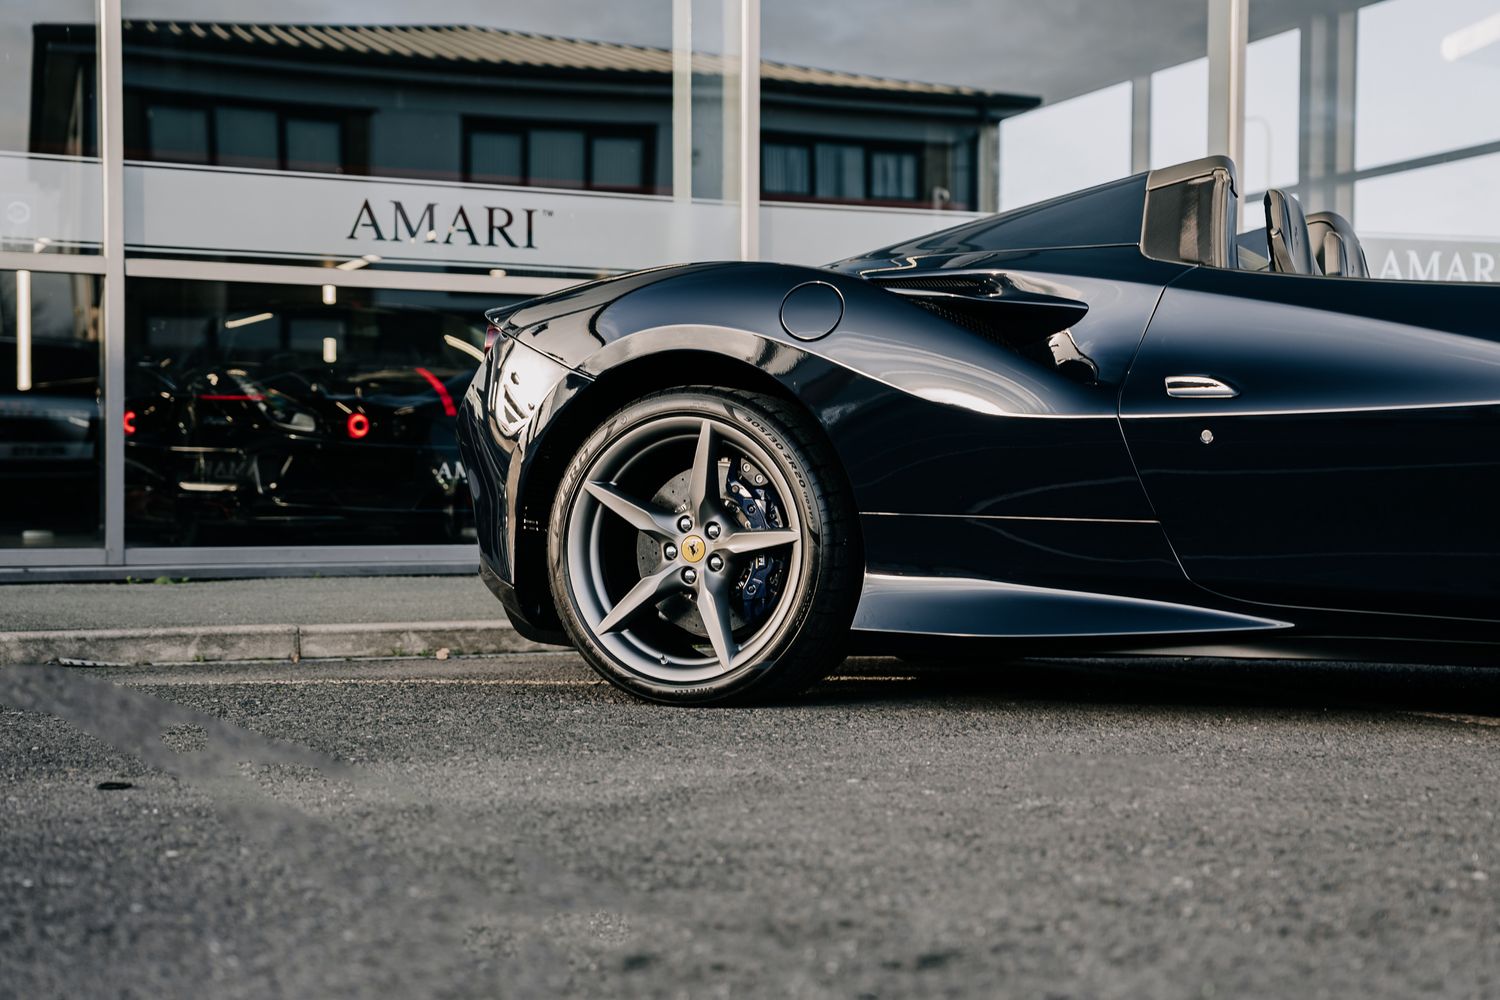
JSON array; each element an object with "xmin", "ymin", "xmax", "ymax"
[
  {"xmin": 118, "ymin": 674, "xmax": 921, "ymax": 687},
  {"xmin": 1405, "ymin": 710, "xmax": 1500, "ymax": 728}
]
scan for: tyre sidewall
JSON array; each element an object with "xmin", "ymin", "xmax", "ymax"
[{"xmin": 548, "ymin": 390, "xmax": 829, "ymax": 704}]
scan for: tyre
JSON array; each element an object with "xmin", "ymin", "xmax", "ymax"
[{"xmin": 547, "ymin": 387, "xmax": 860, "ymax": 704}]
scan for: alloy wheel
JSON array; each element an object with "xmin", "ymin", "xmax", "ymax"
[{"xmin": 564, "ymin": 414, "xmax": 806, "ymax": 683}]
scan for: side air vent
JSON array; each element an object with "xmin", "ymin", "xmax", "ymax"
[
  {"xmin": 867, "ymin": 269, "xmax": 1098, "ymax": 385},
  {"xmin": 871, "ymin": 274, "xmax": 1000, "ymax": 296},
  {"xmin": 906, "ymin": 297, "xmax": 1006, "ymax": 342}
]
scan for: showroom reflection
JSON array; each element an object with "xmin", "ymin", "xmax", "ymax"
[
  {"xmin": 124, "ymin": 281, "xmax": 503, "ymax": 547},
  {"xmin": 0, "ymin": 270, "xmax": 102, "ymax": 548}
]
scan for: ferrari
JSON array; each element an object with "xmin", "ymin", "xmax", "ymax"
[{"xmin": 457, "ymin": 155, "xmax": 1500, "ymax": 704}]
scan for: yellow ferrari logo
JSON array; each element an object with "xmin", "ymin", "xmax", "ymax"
[{"xmin": 681, "ymin": 535, "xmax": 706, "ymax": 563}]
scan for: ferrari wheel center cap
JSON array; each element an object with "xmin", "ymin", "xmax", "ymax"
[{"xmin": 681, "ymin": 535, "xmax": 706, "ymax": 563}]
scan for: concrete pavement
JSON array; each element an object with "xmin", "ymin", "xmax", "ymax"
[{"xmin": 0, "ymin": 575, "xmax": 550, "ymax": 666}]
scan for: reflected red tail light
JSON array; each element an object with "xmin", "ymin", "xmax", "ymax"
[
  {"xmin": 123, "ymin": 410, "xmax": 137, "ymax": 435},
  {"xmin": 346, "ymin": 412, "xmax": 371, "ymax": 439},
  {"xmin": 414, "ymin": 366, "xmax": 458, "ymax": 418},
  {"xmin": 484, "ymin": 324, "xmax": 502, "ymax": 352}
]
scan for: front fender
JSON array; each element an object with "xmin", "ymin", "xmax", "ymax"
[{"xmin": 517, "ymin": 261, "xmax": 1151, "ymax": 521}]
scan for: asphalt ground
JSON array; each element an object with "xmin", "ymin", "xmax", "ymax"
[{"xmin": 3, "ymin": 651, "xmax": 1499, "ymax": 999}]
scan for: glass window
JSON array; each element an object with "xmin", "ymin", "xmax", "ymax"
[
  {"xmin": 469, "ymin": 131, "xmax": 524, "ymax": 185},
  {"xmin": 761, "ymin": 0, "xmax": 1207, "ymax": 263},
  {"xmin": 125, "ymin": 278, "xmax": 516, "ymax": 547},
  {"xmin": 215, "ymin": 106, "xmax": 278, "ymax": 170},
  {"xmin": 1250, "ymin": 0, "xmax": 1500, "ymax": 282},
  {"xmin": 1355, "ymin": 0, "xmax": 1500, "ymax": 170},
  {"xmin": 121, "ymin": 6, "xmax": 673, "ymax": 189},
  {"xmin": 1150, "ymin": 58, "xmax": 1208, "ymax": 170},
  {"xmin": 1002, "ymin": 82, "xmax": 1134, "ymax": 210},
  {"xmin": 116, "ymin": 4, "xmax": 714, "ymax": 277},
  {"xmin": 763, "ymin": 142, "xmax": 812, "ymax": 196},
  {"xmin": 0, "ymin": 270, "xmax": 101, "ymax": 548},
  {"xmin": 814, "ymin": 143, "xmax": 865, "ymax": 201},
  {"xmin": 528, "ymin": 130, "xmax": 586, "ymax": 189},
  {"xmin": 870, "ymin": 150, "xmax": 918, "ymax": 202},
  {"xmin": 1243, "ymin": 29, "xmax": 1300, "ymax": 196},
  {"xmin": 591, "ymin": 136, "xmax": 646, "ymax": 190},
  {"xmin": 284, "ymin": 118, "xmax": 343, "ymax": 174},
  {"xmin": 463, "ymin": 123, "xmax": 653, "ymax": 192},
  {"xmin": 0, "ymin": 2, "xmax": 100, "ymax": 256},
  {"xmin": 3, "ymin": 2, "xmax": 97, "ymax": 158},
  {"xmin": 146, "ymin": 105, "xmax": 209, "ymax": 164}
]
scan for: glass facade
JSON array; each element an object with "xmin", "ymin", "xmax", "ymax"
[
  {"xmin": 1, "ymin": 0, "xmax": 1495, "ymax": 574},
  {"xmin": 1246, "ymin": 0, "xmax": 1500, "ymax": 280},
  {"xmin": 0, "ymin": 1, "xmax": 100, "ymax": 256},
  {"xmin": 1, "ymin": 269, "xmax": 101, "ymax": 547},
  {"xmin": 124, "ymin": 279, "xmax": 500, "ymax": 547}
]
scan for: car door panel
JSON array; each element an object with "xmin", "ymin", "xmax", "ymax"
[{"xmin": 1120, "ymin": 266, "xmax": 1500, "ymax": 620}]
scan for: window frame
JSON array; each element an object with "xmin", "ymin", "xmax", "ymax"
[
  {"xmin": 127, "ymin": 87, "xmax": 363, "ymax": 175},
  {"xmin": 760, "ymin": 130, "xmax": 936, "ymax": 208},
  {"xmin": 461, "ymin": 116, "xmax": 659, "ymax": 194}
]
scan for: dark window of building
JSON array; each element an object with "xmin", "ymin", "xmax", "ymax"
[
  {"xmin": 762, "ymin": 133, "xmax": 940, "ymax": 207},
  {"xmin": 284, "ymin": 117, "xmax": 343, "ymax": 174},
  {"xmin": 870, "ymin": 150, "xmax": 919, "ymax": 201},
  {"xmin": 146, "ymin": 104, "xmax": 209, "ymax": 164},
  {"xmin": 464, "ymin": 120, "xmax": 656, "ymax": 193},
  {"xmin": 529, "ymin": 129, "xmax": 586, "ymax": 189},
  {"xmin": 469, "ymin": 131, "xmax": 524, "ymax": 185},
  {"xmin": 130, "ymin": 94, "xmax": 355, "ymax": 173},
  {"xmin": 763, "ymin": 141, "xmax": 812, "ymax": 196},
  {"xmin": 24, "ymin": 17, "xmax": 99, "ymax": 159},
  {"xmin": 215, "ymin": 106, "xmax": 277, "ymax": 169},
  {"xmin": 591, "ymin": 135, "xmax": 646, "ymax": 190},
  {"xmin": 816, "ymin": 143, "xmax": 866, "ymax": 201}
]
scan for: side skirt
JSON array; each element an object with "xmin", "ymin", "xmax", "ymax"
[{"xmin": 851, "ymin": 573, "xmax": 1291, "ymax": 640}]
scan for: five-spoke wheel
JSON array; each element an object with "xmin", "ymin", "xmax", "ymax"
[{"xmin": 548, "ymin": 389, "xmax": 858, "ymax": 703}]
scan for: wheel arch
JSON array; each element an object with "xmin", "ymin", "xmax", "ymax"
[{"xmin": 512, "ymin": 347, "xmax": 858, "ymax": 636}]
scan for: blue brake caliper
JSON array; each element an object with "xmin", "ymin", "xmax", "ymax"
[{"xmin": 725, "ymin": 470, "xmax": 781, "ymax": 624}]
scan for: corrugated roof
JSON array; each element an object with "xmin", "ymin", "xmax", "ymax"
[{"xmin": 121, "ymin": 21, "xmax": 1030, "ymax": 104}]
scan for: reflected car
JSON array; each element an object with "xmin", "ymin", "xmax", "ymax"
[
  {"xmin": 458, "ymin": 155, "xmax": 1500, "ymax": 704},
  {"xmin": 0, "ymin": 336, "xmax": 101, "ymax": 545},
  {"xmin": 126, "ymin": 303, "xmax": 482, "ymax": 545}
]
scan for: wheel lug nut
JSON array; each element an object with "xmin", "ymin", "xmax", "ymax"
[
  {"xmin": 677, "ymin": 515, "xmax": 693, "ymax": 532},
  {"xmin": 681, "ymin": 568, "xmax": 697, "ymax": 585},
  {"xmin": 705, "ymin": 522, "xmax": 720, "ymax": 540},
  {"xmin": 707, "ymin": 554, "xmax": 724, "ymax": 572},
  {"xmin": 663, "ymin": 543, "xmax": 678, "ymax": 560}
]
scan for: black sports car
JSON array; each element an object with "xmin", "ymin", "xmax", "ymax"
[{"xmin": 457, "ymin": 155, "xmax": 1500, "ymax": 704}]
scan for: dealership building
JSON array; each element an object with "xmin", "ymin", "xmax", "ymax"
[{"xmin": 2, "ymin": 0, "xmax": 1496, "ymax": 578}]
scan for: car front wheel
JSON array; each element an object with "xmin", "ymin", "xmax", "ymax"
[{"xmin": 548, "ymin": 387, "xmax": 859, "ymax": 704}]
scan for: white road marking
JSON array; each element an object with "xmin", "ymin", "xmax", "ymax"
[
  {"xmin": 1405, "ymin": 711, "xmax": 1500, "ymax": 728},
  {"xmin": 119, "ymin": 674, "xmax": 921, "ymax": 688}
]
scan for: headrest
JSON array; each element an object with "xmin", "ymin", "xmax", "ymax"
[
  {"xmin": 1306, "ymin": 210, "xmax": 1369, "ymax": 278},
  {"xmin": 1141, "ymin": 156, "xmax": 1239, "ymax": 269},
  {"xmin": 1264, "ymin": 190, "xmax": 1314, "ymax": 275}
]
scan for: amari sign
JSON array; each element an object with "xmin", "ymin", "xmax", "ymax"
[
  {"xmin": 346, "ymin": 199, "xmax": 540, "ymax": 250},
  {"xmin": 115, "ymin": 162, "xmax": 971, "ymax": 274},
  {"xmin": 1363, "ymin": 237, "xmax": 1500, "ymax": 283},
  {"xmin": 122, "ymin": 162, "xmax": 738, "ymax": 274}
]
